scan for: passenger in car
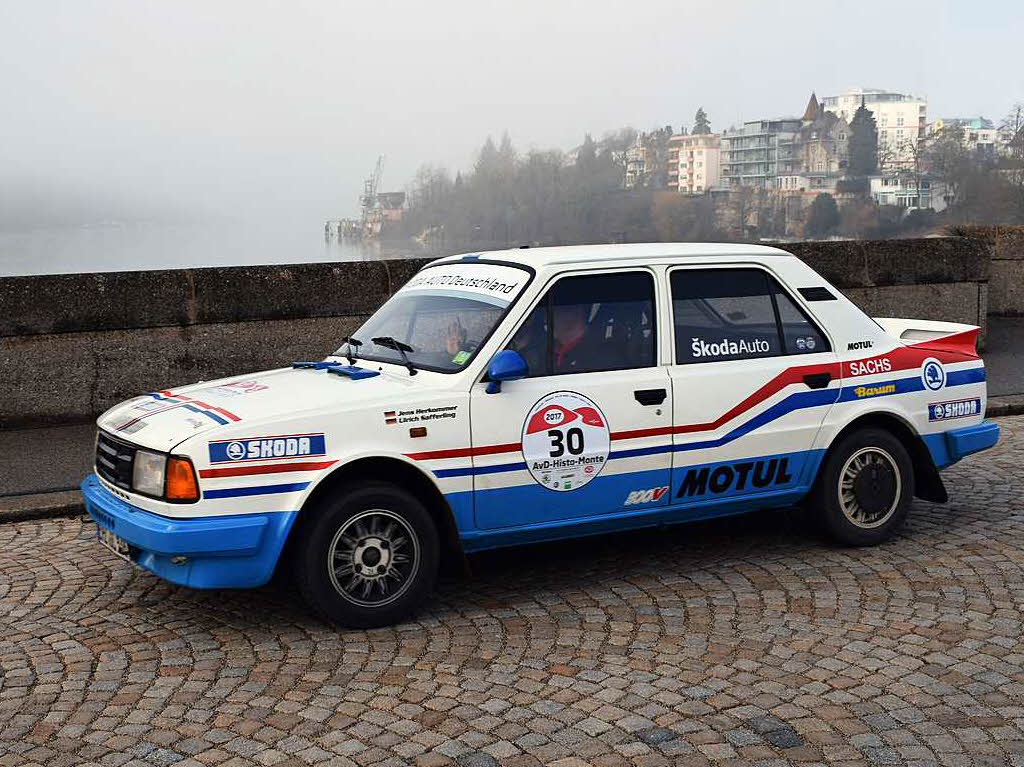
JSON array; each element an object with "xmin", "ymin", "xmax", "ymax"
[
  {"xmin": 553, "ymin": 304, "xmax": 588, "ymax": 371},
  {"xmin": 553, "ymin": 304, "xmax": 620, "ymax": 374}
]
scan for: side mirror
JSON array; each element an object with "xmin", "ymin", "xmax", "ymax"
[{"xmin": 485, "ymin": 349, "xmax": 528, "ymax": 394}]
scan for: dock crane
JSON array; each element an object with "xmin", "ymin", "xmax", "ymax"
[
  {"xmin": 360, "ymin": 155, "xmax": 385, "ymax": 222},
  {"xmin": 327, "ymin": 155, "xmax": 393, "ymax": 242}
]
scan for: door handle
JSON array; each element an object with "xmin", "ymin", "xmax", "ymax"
[
  {"xmin": 803, "ymin": 372, "xmax": 832, "ymax": 389},
  {"xmin": 634, "ymin": 388, "xmax": 667, "ymax": 406}
]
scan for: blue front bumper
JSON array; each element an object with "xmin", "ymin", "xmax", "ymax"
[
  {"xmin": 81, "ymin": 474, "xmax": 297, "ymax": 589},
  {"xmin": 923, "ymin": 420, "xmax": 1000, "ymax": 470}
]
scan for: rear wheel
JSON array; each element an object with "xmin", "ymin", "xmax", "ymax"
[
  {"xmin": 294, "ymin": 482, "xmax": 439, "ymax": 627},
  {"xmin": 810, "ymin": 427, "xmax": 914, "ymax": 546}
]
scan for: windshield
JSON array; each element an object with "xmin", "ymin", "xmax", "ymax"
[{"xmin": 338, "ymin": 262, "xmax": 530, "ymax": 373}]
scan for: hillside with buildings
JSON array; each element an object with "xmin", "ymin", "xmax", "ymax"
[{"xmin": 396, "ymin": 87, "xmax": 1024, "ymax": 249}]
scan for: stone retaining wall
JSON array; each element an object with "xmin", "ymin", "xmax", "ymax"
[{"xmin": 949, "ymin": 226, "xmax": 1024, "ymax": 316}]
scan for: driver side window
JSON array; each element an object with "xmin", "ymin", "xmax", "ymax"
[{"xmin": 506, "ymin": 271, "xmax": 657, "ymax": 377}]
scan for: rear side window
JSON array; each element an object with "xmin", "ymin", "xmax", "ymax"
[
  {"xmin": 506, "ymin": 271, "xmax": 656, "ymax": 376},
  {"xmin": 773, "ymin": 285, "xmax": 829, "ymax": 355},
  {"xmin": 671, "ymin": 268, "xmax": 829, "ymax": 364}
]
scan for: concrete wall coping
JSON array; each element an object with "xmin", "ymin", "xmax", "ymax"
[
  {"xmin": 0, "ymin": 258, "xmax": 430, "ymax": 338},
  {"xmin": 0, "ymin": 237, "xmax": 992, "ymax": 338}
]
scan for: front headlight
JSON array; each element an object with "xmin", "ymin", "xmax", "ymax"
[{"xmin": 132, "ymin": 450, "xmax": 165, "ymax": 497}]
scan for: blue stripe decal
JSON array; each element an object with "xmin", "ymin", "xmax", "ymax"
[
  {"xmin": 203, "ymin": 482, "xmax": 310, "ymax": 499},
  {"xmin": 182, "ymin": 403, "xmax": 229, "ymax": 425},
  {"xmin": 146, "ymin": 393, "xmax": 231, "ymax": 426},
  {"xmin": 948, "ymin": 367, "xmax": 986, "ymax": 385},
  {"xmin": 835, "ymin": 374, "xmax": 922, "ymax": 403},
  {"xmin": 674, "ymin": 387, "xmax": 838, "ymax": 453},
  {"xmin": 609, "ymin": 444, "xmax": 675, "ymax": 460},
  {"xmin": 435, "ymin": 462, "xmax": 525, "ymax": 478}
]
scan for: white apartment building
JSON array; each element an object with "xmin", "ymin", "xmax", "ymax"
[
  {"xmin": 720, "ymin": 118, "xmax": 803, "ymax": 188},
  {"xmin": 930, "ymin": 117, "xmax": 1000, "ymax": 156},
  {"xmin": 667, "ymin": 133, "xmax": 721, "ymax": 194},
  {"xmin": 822, "ymin": 87, "xmax": 927, "ymax": 169},
  {"xmin": 869, "ymin": 175, "xmax": 948, "ymax": 213}
]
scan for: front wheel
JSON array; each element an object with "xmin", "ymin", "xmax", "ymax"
[
  {"xmin": 294, "ymin": 482, "xmax": 439, "ymax": 627},
  {"xmin": 810, "ymin": 427, "xmax": 914, "ymax": 546}
]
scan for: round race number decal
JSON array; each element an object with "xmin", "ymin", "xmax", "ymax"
[{"xmin": 522, "ymin": 391, "xmax": 610, "ymax": 492}]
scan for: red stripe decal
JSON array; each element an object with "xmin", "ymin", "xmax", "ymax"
[
  {"xmin": 674, "ymin": 360, "xmax": 841, "ymax": 436},
  {"xmin": 191, "ymin": 400, "xmax": 241, "ymax": 421},
  {"xmin": 610, "ymin": 425, "xmax": 675, "ymax": 441},
  {"xmin": 405, "ymin": 442, "xmax": 520, "ymax": 461},
  {"xmin": 199, "ymin": 460, "xmax": 336, "ymax": 478}
]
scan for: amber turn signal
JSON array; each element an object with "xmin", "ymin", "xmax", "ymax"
[{"xmin": 165, "ymin": 456, "xmax": 200, "ymax": 502}]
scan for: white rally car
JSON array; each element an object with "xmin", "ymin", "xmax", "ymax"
[{"xmin": 83, "ymin": 244, "xmax": 999, "ymax": 626}]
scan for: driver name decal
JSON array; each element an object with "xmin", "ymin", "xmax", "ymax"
[{"xmin": 522, "ymin": 392, "xmax": 610, "ymax": 492}]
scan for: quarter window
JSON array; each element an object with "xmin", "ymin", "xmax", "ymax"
[
  {"xmin": 671, "ymin": 268, "xmax": 829, "ymax": 364},
  {"xmin": 772, "ymin": 283, "xmax": 829, "ymax": 355},
  {"xmin": 506, "ymin": 272, "xmax": 656, "ymax": 376}
]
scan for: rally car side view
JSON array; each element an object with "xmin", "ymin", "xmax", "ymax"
[{"xmin": 82, "ymin": 244, "xmax": 999, "ymax": 627}]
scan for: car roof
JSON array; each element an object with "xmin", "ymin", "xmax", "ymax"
[{"xmin": 432, "ymin": 242, "xmax": 794, "ymax": 269}]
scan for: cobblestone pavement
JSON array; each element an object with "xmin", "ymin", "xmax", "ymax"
[{"xmin": 2, "ymin": 418, "xmax": 1023, "ymax": 767}]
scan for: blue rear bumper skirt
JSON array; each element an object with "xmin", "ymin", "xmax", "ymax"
[
  {"xmin": 923, "ymin": 421, "xmax": 1000, "ymax": 470},
  {"xmin": 81, "ymin": 474, "xmax": 296, "ymax": 589}
]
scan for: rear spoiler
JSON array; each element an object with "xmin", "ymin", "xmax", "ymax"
[{"xmin": 873, "ymin": 317, "xmax": 980, "ymax": 357}]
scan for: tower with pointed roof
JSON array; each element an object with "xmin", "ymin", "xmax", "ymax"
[{"xmin": 803, "ymin": 92, "xmax": 822, "ymax": 122}]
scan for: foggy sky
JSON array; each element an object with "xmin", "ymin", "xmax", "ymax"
[{"xmin": 2, "ymin": 0, "xmax": 1022, "ymax": 230}]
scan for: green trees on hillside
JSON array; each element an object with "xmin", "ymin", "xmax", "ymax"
[{"xmin": 401, "ymin": 130, "xmax": 724, "ymax": 250}]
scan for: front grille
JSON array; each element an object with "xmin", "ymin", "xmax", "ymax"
[
  {"xmin": 92, "ymin": 508, "xmax": 117, "ymax": 530},
  {"xmin": 95, "ymin": 431, "xmax": 137, "ymax": 490}
]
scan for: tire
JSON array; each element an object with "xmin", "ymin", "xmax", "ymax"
[
  {"xmin": 294, "ymin": 482, "xmax": 439, "ymax": 628},
  {"xmin": 809, "ymin": 427, "xmax": 914, "ymax": 546}
]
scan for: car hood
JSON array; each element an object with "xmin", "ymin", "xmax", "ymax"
[{"xmin": 96, "ymin": 362, "xmax": 424, "ymax": 452}]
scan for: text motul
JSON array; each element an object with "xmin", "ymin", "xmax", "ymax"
[{"xmin": 677, "ymin": 457, "xmax": 794, "ymax": 497}]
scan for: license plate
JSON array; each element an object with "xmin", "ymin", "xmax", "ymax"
[{"xmin": 97, "ymin": 526, "xmax": 132, "ymax": 561}]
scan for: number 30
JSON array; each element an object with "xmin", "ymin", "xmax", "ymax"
[{"xmin": 548, "ymin": 427, "xmax": 584, "ymax": 457}]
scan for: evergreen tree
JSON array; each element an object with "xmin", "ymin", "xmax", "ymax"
[
  {"xmin": 576, "ymin": 133, "xmax": 597, "ymax": 172},
  {"xmin": 692, "ymin": 107, "xmax": 711, "ymax": 135},
  {"xmin": 475, "ymin": 136, "xmax": 499, "ymax": 178},
  {"xmin": 848, "ymin": 100, "xmax": 879, "ymax": 177},
  {"xmin": 805, "ymin": 193, "xmax": 840, "ymax": 237}
]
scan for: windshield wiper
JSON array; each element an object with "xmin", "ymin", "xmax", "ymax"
[
  {"xmin": 340, "ymin": 336, "xmax": 363, "ymax": 365},
  {"xmin": 371, "ymin": 336, "xmax": 417, "ymax": 376}
]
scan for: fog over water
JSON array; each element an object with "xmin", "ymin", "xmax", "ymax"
[
  {"xmin": 1, "ymin": 1, "xmax": 1021, "ymax": 275},
  {"xmin": 0, "ymin": 222, "xmax": 377, "ymax": 277}
]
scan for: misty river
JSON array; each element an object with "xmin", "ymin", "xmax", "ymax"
[{"xmin": 0, "ymin": 221, "xmax": 410, "ymax": 277}]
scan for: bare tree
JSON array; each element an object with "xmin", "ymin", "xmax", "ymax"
[
  {"xmin": 728, "ymin": 184, "xmax": 757, "ymax": 240},
  {"xmin": 1002, "ymin": 104, "xmax": 1024, "ymax": 161}
]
